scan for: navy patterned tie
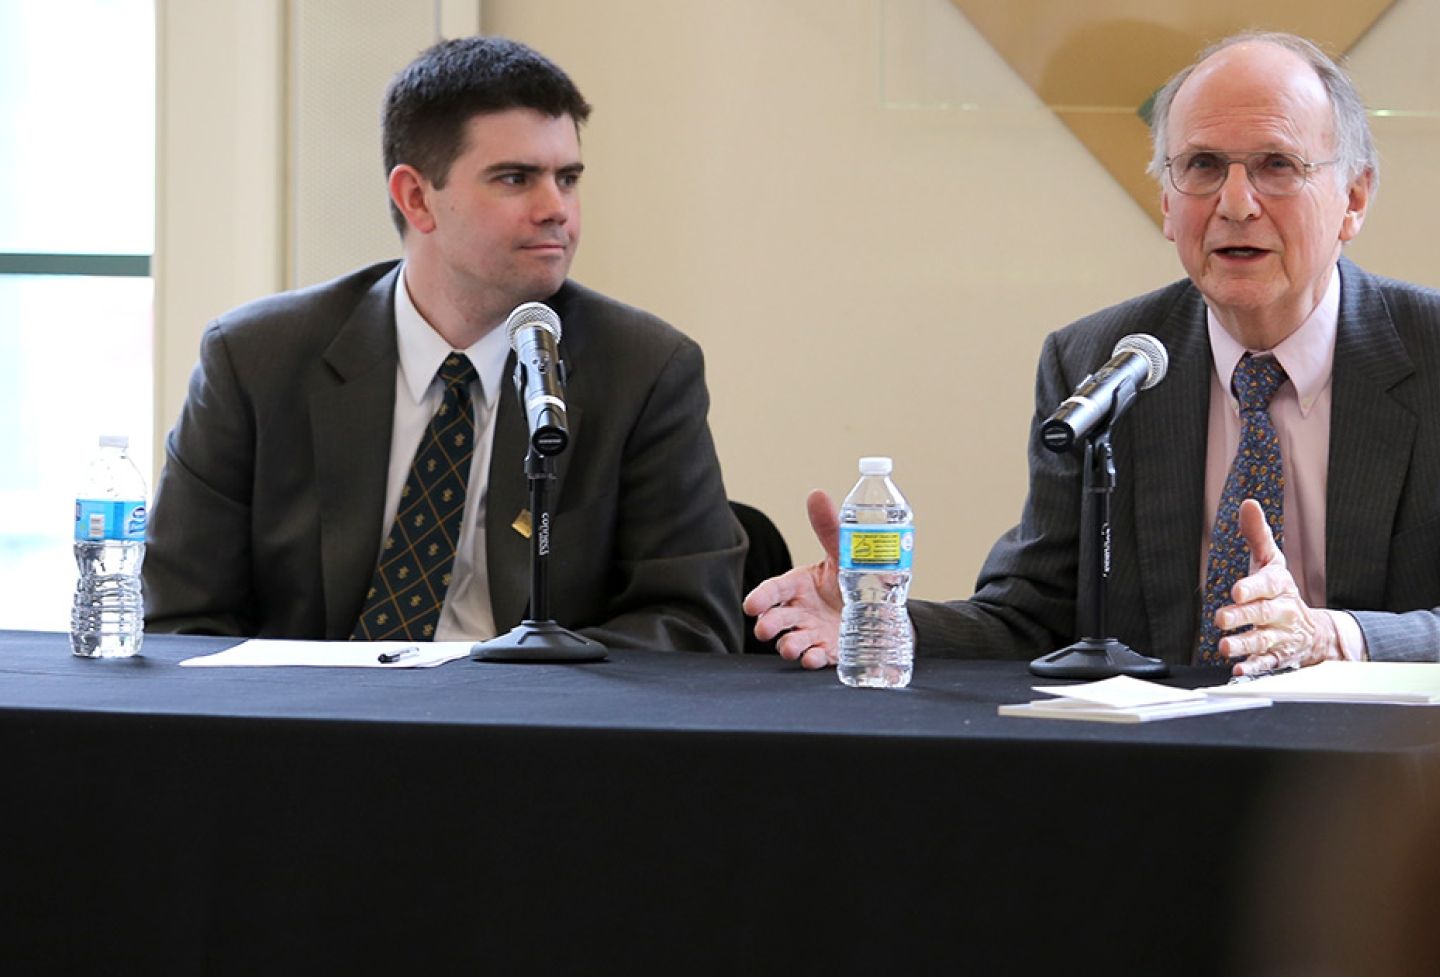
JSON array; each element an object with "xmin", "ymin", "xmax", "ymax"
[
  {"xmin": 1196, "ymin": 353, "xmax": 1288, "ymax": 664},
  {"xmin": 353, "ymin": 353, "xmax": 478, "ymax": 641}
]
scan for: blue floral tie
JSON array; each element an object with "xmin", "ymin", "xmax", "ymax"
[
  {"xmin": 353, "ymin": 353, "xmax": 478, "ymax": 641},
  {"xmin": 1196, "ymin": 353, "xmax": 1288, "ymax": 665}
]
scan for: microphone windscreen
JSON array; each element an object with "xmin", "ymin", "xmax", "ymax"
[
  {"xmin": 506, "ymin": 302, "xmax": 562, "ymax": 349},
  {"xmin": 1111, "ymin": 333, "xmax": 1168, "ymax": 390}
]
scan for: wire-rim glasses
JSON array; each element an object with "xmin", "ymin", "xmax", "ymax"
[{"xmin": 1164, "ymin": 151, "xmax": 1338, "ymax": 197}]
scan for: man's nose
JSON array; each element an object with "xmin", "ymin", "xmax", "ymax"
[
  {"xmin": 1216, "ymin": 161, "xmax": 1261, "ymax": 221},
  {"xmin": 531, "ymin": 177, "xmax": 569, "ymax": 223}
]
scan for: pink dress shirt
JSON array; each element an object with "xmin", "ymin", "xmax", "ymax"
[{"xmin": 1201, "ymin": 266, "xmax": 1364, "ymax": 658}]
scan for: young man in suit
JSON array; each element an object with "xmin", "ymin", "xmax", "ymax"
[
  {"xmin": 748, "ymin": 32, "xmax": 1440, "ymax": 674},
  {"xmin": 145, "ymin": 36, "xmax": 744, "ymax": 653}
]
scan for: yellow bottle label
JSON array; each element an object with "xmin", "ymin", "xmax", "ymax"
[{"xmin": 839, "ymin": 526, "xmax": 913, "ymax": 570}]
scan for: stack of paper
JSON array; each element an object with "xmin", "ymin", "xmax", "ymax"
[
  {"xmin": 999, "ymin": 674, "xmax": 1272, "ymax": 724},
  {"xmin": 1209, "ymin": 660, "xmax": 1440, "ymax": 704}
]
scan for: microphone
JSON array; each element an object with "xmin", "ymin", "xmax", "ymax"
[
  {"xmin": 506, "ymin": 301, "xmax": 569, "ymax": 456},
  {"xmin": 1040, "ymin": 333, "xmax": 1168, "ymax": 453}
]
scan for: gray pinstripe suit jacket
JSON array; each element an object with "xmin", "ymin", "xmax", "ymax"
[
  {"xmin": 912, "ymin": 258, "xmax": 1440, "ymax": 665},
  {"xmin": 143, "ymin": 261, "xmax": 745, "ymax": 654}
]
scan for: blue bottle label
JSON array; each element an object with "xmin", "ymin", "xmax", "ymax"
[
  {"xmin": 75, "ymin": 499, "xmax": 147, "ymax": 541},
  {"xmin": 839, "ymin": 526, "xmax": 913, "ymax": 571}
]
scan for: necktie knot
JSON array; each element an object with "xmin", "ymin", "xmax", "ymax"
[
  {"xmin": 439, "ymin": 353, "xmax": 478, "ymax": 392},
  {"xmin": 1232, "ymin": 353, "xmax": 1287, "ymax": 413}
]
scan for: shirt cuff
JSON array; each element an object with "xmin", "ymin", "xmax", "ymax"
[{"xmin": 1325, "ymin": 609, "xmax": 1368, "ymax": 661}]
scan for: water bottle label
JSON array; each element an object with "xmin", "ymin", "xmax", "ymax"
[
  {"xmin": 75, "ymin": 499, "xmax": 147, "ymax": 541},
  {"xmin": 839, "ymin": 526, "xmax": 913, "ymax": 570}
]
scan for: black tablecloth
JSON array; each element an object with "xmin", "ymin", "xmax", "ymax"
[{"xmin": 2, "ymin": 631, "xmax": 1438, "ymax": 975}]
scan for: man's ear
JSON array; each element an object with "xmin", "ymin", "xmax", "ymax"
[
  {"xmin": 1338, "ymin": 168, "xmax": 1373, "ymax": 243},
  {"xmin": 388, "ymin": 164, "xmax": 437, "ymax": 235},
  {"xmin": 1161, "ymin": 188, "xmax": 1176, "ymax": 242}
]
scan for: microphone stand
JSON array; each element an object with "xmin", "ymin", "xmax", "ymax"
[
  {"xmin": 1029, "ymin": 420, "xmax": 1167, "ymax": 680},
  {"xmin": 472, "ymin": 372, "xmax": 606, "ymax": 664}
]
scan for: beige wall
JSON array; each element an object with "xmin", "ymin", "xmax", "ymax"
[
  {"xmin": 155, "ymin": 0, "xmax": 285, "ymax": 464},
  {"xmin": 156, "ymin": 0, "xmax": 1440, "ymax": 603}
]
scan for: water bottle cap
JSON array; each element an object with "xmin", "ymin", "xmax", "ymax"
[
  {"xmin": 99, "ymin": 434, "xmax": 130, "ymax": 450},
  {"xmin": 857, "ymin": 456, "xmax": 892, "ymax": 475}
]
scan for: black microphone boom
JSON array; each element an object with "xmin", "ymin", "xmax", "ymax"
[
  {"xmin": 1040, "ymin": 333, "xmax": 1168, "ymax": 453},
  {"xmin": 507, "ymin": 302, "xmax": 569, "ymax": 456}
]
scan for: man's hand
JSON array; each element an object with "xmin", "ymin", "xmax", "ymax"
[
  {"xmin": 742, "ymin": 490, "xmax": 844, "ymax": 669},
  {"xmin": 1217, "ymin": 498, "xmax": 1345, "ymax": 676}
]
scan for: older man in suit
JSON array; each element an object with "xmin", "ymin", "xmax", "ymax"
[
  {"xmin": 144, "ymin": 36, "xmax": 744, "ymax": 653},
  {"xmin": 747, "ymin": 31, "xmax": 1440, "ymax": 674}
]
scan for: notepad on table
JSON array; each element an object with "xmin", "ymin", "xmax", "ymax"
[
  {"xmin": 999, "ymin": 674, "xmax": 1271, "ymax": 724},
  {"xmin": 1208, "ymin": 660, "xmax": 1440, "ymax": 705}
]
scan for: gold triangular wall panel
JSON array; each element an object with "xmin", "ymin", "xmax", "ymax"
[{"xmin": 949, "ymin": 1, "xmax": 1396, "ymax": 225}]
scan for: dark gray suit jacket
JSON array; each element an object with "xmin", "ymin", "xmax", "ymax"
[
  {"xmin": 144, "ymin": 261, "xmax": 746, "ymax": 654},
  {"xmin": 912, "ymin": 258, "xmax": 1440, "ymax": 664}
]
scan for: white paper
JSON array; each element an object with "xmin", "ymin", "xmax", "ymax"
[
  {"xmin": 179, "ymin": 639, "xmax": 474, "ymax": 668},
  {"xmin": 1208, "ymin": 660, "xmax": 1440, "ymax": 704},
  {"xmin": 999, "ymin": 696, "xmax": 1270, "ymax": 724},
  {"xmin": 1032, "ymin": 674, "xmax": 1205, "ymax": 708},
  {"xmin": 1000, "ymin": 673, "xmax": 1271, "ymax": 723}
]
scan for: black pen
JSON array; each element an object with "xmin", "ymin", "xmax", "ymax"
[
  {"xmin": 377, "ymin": 646, "xmax": 420, "ymax": 664},
  {"xmin": 1227, "ymin": 663, "xmax": 1300, "ymax": 685}
]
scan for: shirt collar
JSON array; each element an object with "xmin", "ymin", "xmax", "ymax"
[
  {"xmin": 1206, "ymin": 263, "xmax": 1340, "ymax": 416},
  {"xmin": 394, "ymin": 264, "xmax": 512, "ymax": 408}
]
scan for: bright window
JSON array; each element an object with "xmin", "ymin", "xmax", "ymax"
[{"xmin": 0, "ymin": 1, "xmax": 155, "ymax": 631}]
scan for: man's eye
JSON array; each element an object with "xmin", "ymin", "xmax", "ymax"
[
  {"xmin": 1185, "ymin": 153, "xmax": 1221, "ymax": 171},
  {"xmin": 498, "ymin": 172, "xmax": 528, "ymax": 186},
  {"xmin": 558, "ymin": 172, "xmax": 581, "ymax": 188},
  {"xmin": 1261, "ymin": 154, "xmax": 1301, "ymax": 172}
]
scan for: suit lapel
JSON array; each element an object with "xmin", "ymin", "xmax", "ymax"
[
  {"xmin": 1130, "ymin": 288, "xmax": 1212, "ymax": 659},
  {"xmin": 312, "ymin": 268, "xmax": 400, "ymax": 638},
  {"xmin": 1325, "ymin": 259, "xmax": 1416, "ymax": 610}
]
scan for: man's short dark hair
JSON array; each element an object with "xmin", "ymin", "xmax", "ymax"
[{"xmin": 382, "ymin": 35, "xmax": 592, "ymax": 236}]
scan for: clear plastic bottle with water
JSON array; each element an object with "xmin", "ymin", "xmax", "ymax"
[
  {"xmin": 837, "ymin": 456, "xmax": 914, "ymax": 689},
  {"xmin": 70, "ymin": 435, "xmax": 148, "ymax": 658}
]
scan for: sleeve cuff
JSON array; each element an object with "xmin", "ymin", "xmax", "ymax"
[{"xmin": 1326, "ymin": 609, "xmax": 1368, "ymax": 661}]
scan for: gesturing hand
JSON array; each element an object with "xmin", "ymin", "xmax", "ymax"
[
  {"xmin": 742, "ymin": 490, "xmax": 844, "ymax": 669},
  {"xmin": 1216, "ymin": 499, "xmax": 1343, "ymax": 676}
]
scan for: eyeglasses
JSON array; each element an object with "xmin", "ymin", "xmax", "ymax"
[{"xmin": 1164, "ymin": 151, "xmax": 1338, "ymax": 197}]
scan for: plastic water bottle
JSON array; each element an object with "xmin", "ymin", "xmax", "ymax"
[
  {"xmin": 70, "ymin": 435, "xmax": 148, "ymax": 658},
  {"xmin": 837, "ymin": 456, "xmax": 914, "ymax": 688}
]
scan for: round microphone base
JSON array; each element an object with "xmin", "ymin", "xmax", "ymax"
[
  {"xmin": 1029, "ymin": 637, "xmax": 1168, "ymax": 680},
  {"xmin": 471, "ymin": 620, "xmax": 608, "ymax": 663}
]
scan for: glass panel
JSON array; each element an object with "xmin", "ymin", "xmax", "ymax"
[
  {"xmin": 0, "ymin": 1, "xmax": 156, "ymax": 254},
  {"xmin": 880, "ymin": 0, "xmax": 1438, "ymax": 115},
  {"xmin": 0, "ymin": 275, "xmax": 154, "ymax": 631},
  {"xmin": 877, "ymin": 0, "xmax": 1440, "ymax": 231}
]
